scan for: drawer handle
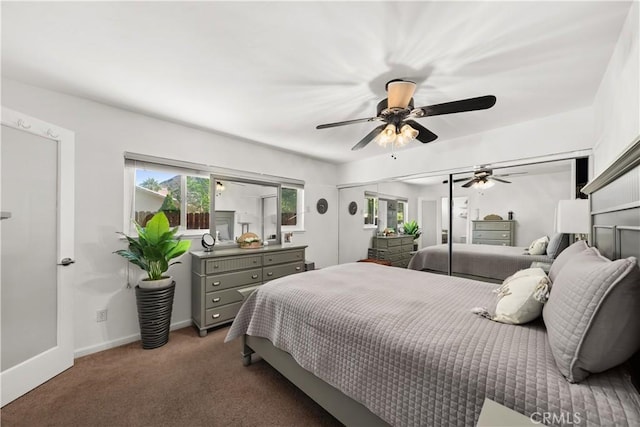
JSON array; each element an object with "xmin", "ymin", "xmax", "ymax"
[
  {"xmin": 502, "ymin": 234, "xmax": 507, "ymax": 237},
  {"xmin": 295, "ymin": 266, "xmax": 301, "ymax": 271},
  {"xmin": 253, "ymin": 260, "xmax": 257, "ymax": 264},
  {"xmin": 267, "ymin": 272, "xmax": 273, "ymax": 276},
  {"xmin": 212, "ymin": 297, "xmax": 221, "ymax": 302},
  {"xmin": 213, "ymin": 264, "xmax": 219, "ymax": 269},
  {"xmin": 251, "ymin": 274, "xmax": 258, "ymax": 279},
  {"xmin": 213, "ymin": 281, "xmax": 221, "ymax": 286},
  {"xmin": 268, "ymin": 258, "xmax": 273, "ymax": 262},
  {"xmin": 212, "ymin": 313, "xmax": 220, "ymax": 319}
]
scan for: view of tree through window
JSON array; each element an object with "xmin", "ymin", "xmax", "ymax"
[
  {"xmin": 135, "ymin": 169, "xmax": 209, "ymax": 229},
  {"xmin": 364, "ymin": 196, "xmax": 378, "ymax": 226},
  {"xmin": 397, "ymin": 201, "xmax": 405, "ymax": 226},
  {"xmin": 133, "ymin": 166, "xmax": 304, "ymax": 233},
  {"xmin": 282, "ymin": 187, "xmax": 297, "ymax": 226}
]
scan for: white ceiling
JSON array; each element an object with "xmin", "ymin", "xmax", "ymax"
[{"xmin": 1, "ymin": 1, "xmax": 632, "ymax": 164}]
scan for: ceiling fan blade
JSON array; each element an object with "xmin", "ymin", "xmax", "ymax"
[
  {"xmin": 461, "ymin": 179, "xmax": 477, "ymax": 188},
  {"xmin": 490, "ymin": 177, "xmax": 511, "ymax": 184},
  {"xmin": 316, "ymin": 116, "xmax": 381, "ymax": 130},
  {"xmin": 417, "ymin": 95, "xmax": 497, "ymax": 117},
  {"xmin": 494, "ymin": 171, "xmax": 527, "ymax": 178},
  {"xmin": 387, "ymin": 80, "xmax": 416, "ymax": 109},
  {"xmin": 404, "ymin": 120, "xmax": 438, "ymax": 144},
  {"xmin": 442, "ymin": 176, "xmax": 472, "ymax": 184},
  {"xmin": 454, "ymin": 176, "xmax": 472, "ymax": 183},
  {"xmin": 351, "ymin": 125, "xmax": 386, "ymax": 151}
]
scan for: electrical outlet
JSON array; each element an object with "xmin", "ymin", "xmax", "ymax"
[{"xmin": 96, "ymin": 309, "xmax": 108, "ymax": 322}]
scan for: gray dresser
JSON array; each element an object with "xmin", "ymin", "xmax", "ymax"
[
  {"xmin": 191, "ymin": 245, "xmax": 306, "ymax": 336},
  {"xmin": 472, "ymin": 220, "xmax": 516, "ymax": 246},
  {"xmin": 368, "ymin": 235, "xmax": 414, "ymax": 267}
]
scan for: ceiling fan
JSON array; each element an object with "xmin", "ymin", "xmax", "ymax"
[
  {"xmin": 315, "ymin": 79, "xmax": 497, "ymax": 151},
  {"xmin": 443, "ymin": 167, "xmax": 526, "ymax": 189}
]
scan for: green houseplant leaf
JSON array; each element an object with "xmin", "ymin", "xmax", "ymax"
[
  {"xmin": 403, "ymin": 220, "xmax": 422, "ymax": 239},
  {"xmin": 114, "ymin": 211, "xmax": 192, "ymax": 282}
]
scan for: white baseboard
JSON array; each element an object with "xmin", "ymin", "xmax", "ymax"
[{"xmin": 74, "ymin": 319, "xmax": 194, "ymax": 358}]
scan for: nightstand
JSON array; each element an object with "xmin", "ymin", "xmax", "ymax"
[
  {"xmin": 477, "ymin": 399, "xmax": 535, "ymax": 426},
  {"xmin": 530, "ymin": 261, "xmax": 552, "ymax": 273}
]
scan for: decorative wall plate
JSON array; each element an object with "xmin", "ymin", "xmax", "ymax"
[
  {"xmin": 348, "ymin": 201, "xmax": 358, "ymax": 215},
  {"xmin": 316, "ymin": 198, "xmax": 328, "ymax": 214}
]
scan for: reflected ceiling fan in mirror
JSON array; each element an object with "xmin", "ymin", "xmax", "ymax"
[
  {"xmin": 315, "ymin": 79, "xmax": 497, "ymax": 151},
  {"xmin": 444, "ymin": 167, "xmax": 527, "ymax": 189}
]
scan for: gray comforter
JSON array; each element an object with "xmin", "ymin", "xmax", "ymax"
[
  {"xmin": 408, "ymin": 243, "xmax": 554, "ymax": 281},
  {"xmin": 226, "ymin": 263, "xmax": 640, "ymax": 426}
]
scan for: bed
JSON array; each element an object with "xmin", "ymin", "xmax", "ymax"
[
  {"xmin": 407, "ymin": 243, "xmax": 557, "ymax": 282},
  {"xmin": 225, "ymin": 137, "xmax": 640, "ymax": 426}
]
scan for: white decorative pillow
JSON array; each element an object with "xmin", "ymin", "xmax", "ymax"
[
  {"xmin": 473, "ymin": 268, "xmax": 550, "ymax": 325},
  {"xmin": 503, "ymin": 267, "xmax": 547, "ymax": 284},
  {"xmin": 528, "ymin": 236, "xmax": 549, "ymax": 255}
]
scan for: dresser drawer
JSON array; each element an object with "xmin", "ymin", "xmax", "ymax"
[
  {"xmin": 263, "ymin": 262, "xmax": 305, "ymax": 281},
  {"xmin": 206, "ymin": 255, "xmax": 262, "ymax": 274},
  {"xmin": 473, "ymin": 230, "xmax": 512, "ymax": 240},
  {"xmin": 205, "ymin": 288, "xmax": 245, "ymax": 309},
  {"xmin": 205, "ymin": 302, "xmax": 244, "ymax": 326},
  {"xmin": 474, "ymin": 239, "xmax": 510, "ymax": 246},
  {"xmin": 473, "ymin": 221, "xmax": 512, "ymax": 231},
  {"xmin": 205, "ymin": 268, "xmax": 262, "ymax": 292},
  {"xmin": 263, "ymin": 250, "xmax": 304, "ymax": 266}
]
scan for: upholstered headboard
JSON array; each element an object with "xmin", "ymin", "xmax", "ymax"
[
  {"xmin": 582, "ymin": 134, "xmax": 640, "ymax": 392},
  {"xmin": 215, "ymin": 210, "xmax": 235, "ymax": 241}
]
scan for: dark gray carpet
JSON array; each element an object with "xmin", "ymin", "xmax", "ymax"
[{"xmin": 1, "ymin": 326, "xmax": 342, "ymax": 426}]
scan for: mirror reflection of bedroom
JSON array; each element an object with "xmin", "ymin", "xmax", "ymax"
[
  {"xmin": 212, "ymin": 178, "xmax": 279, "ymax": 245},
  {"xmin": 407, "ymin": 157, "xmax": 587, "ymax": 283}
]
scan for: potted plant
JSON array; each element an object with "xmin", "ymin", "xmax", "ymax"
[
  {"xmin": 114, "ymin": 211, "xmax": 191, "ymax": 349},
  {"xmin": 403, "ymin": 220, "xmax": 422, "ymax": 250}
]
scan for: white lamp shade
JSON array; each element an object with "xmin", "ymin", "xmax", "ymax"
[{"xmin": 556, "ymin": 199, "xmax": 590, "ymax": 234}]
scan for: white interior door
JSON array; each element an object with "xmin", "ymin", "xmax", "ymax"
[{"xmin": 1, "ymin": 108, "xmax": 75, "ymax": 407}]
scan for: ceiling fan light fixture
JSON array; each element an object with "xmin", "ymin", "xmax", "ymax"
[
  {"xmin": 472, "ymin": 179, "xmax": 495, "ymax": 190},
  {"xmin": 400, "ymin": 123, "xmax": 419, "ymax": 140},
  {"xmin": 376, "ymin": 124, "xmax": 398, "ymax": 146},
  {"xmin": 387, "ymin": 80, "xmax": 416, "ymax": 109}
]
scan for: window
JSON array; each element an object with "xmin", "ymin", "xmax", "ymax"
[
  {"xmin": 125, "ymin": 153, "xmax": 306, "ymax": 239},
  {"xmin": 397, "ymin": 201, "xmax": 406, "ymax": 228},
  {"xmin": 132, "ymin": 166, "xmax": 210, "ymax": 231},
  {"xmin": 364, "ymin": 195, "xmax": 378, "ymax": 227},
  {"xmin": 281, "ymin": 186, "xmax": 304, "ymax": 231}
]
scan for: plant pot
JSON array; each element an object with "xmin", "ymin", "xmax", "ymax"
[
  {"xmin": 139, "ymin": 276, "xmax": 173, "ymax": 289},
  {"xmin": 135, "ymin": 281, "xmax": 175, "ymax": 350}
]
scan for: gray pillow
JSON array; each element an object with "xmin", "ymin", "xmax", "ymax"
[
  {"xmin": 546, "ymin": 233, "xmax": 569, "ymax": 259},
  {"xmin": 542, "ymin": 247, "xmax": 640, "ymax": 382},
  {"xmin": 548, "ymin": 239, "xmax": 589, "ymax": 282}
]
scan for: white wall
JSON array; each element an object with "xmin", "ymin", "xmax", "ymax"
[
  {"xmin": 593, "ymin": 1, "xmax": 639, "ymax": 174},
  {"xmin": 1, "ymin": 79, "xmax": 339, "ymax": 356}
]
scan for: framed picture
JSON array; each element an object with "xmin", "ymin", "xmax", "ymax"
[{"xmin": 282, "ymin": 232, "xmax": 294, "ymax": 245}]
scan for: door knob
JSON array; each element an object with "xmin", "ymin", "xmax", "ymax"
[{"xmin": 58, "ymin": 258, "xmax": 75, "ymax": 266}]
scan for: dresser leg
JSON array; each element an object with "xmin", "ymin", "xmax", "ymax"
[{"xmin": 199, "ymin": 329, "xmax": 207, "ymax": 337}]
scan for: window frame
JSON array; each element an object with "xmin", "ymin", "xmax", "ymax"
[
  {"xmin": 124, "ymin": 153, "xmax": 306, "ymax": 241},
  {"xmin": 281, "ymin": 185, "xmax": 305, "ymax": 232},
  {"xmin": 126, "ymin": 162, "xmax": 212, "ymax": 236}
]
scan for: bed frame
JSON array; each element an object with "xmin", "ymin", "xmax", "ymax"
[{"xmin": 241, "ymin": 135, "xmax": 640, "ymax": 424}]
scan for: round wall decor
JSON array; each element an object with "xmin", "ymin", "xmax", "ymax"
[
  {"xmin": 348, "ymin": 201, "xmax": 358, "ymax": 215},
  {"xmin": 316, "ymin": 198, "xmax": 328, "ymax": 214}
]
